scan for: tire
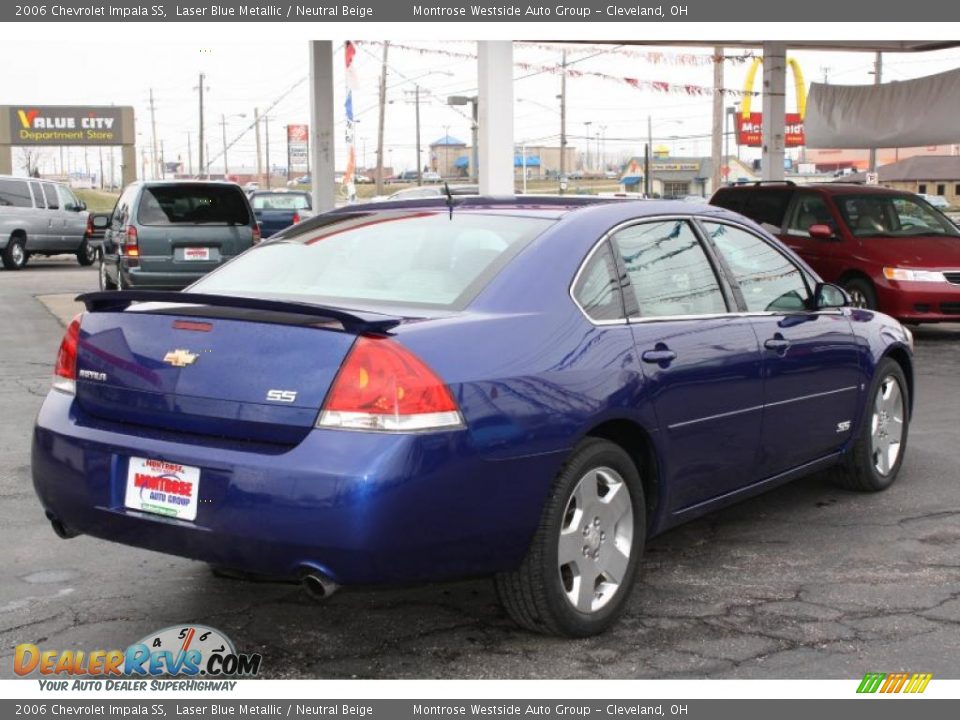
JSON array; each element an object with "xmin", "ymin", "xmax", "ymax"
[
  {"xmin": 841, "ymin": 276, "xmax": 877, "ymax": 310},
  {"xmin": 76, "ymin": 239, "xmax": 97, "ymax": 267},
  {"xmin": 98, "ymin": 256, "xmax": 118, "ymax": 290},
  {"xmin": 2, "ymin": 235, "xmax": 27, "ymax": 270},
  {"xmin": 829, "ymin": 358, "xmax": 910, "ymax": 492},
  {"xmin": 495, "ymin": 438, "xmax": 646, "ymax": 637}
]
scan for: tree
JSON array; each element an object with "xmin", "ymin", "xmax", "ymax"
[{"xmin": 18, "ymin": 147, "xmax": 42, "ymax": 177}]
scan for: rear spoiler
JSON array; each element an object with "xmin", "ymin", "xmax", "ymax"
[{"xmin": 76, "ymin": 291, "xmax": 402, "ymax": 333}]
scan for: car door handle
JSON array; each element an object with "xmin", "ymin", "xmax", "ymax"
[
  {"xmin": 764, "ymin": 337, "xmax": 791, "ymax": 352},
  {"xmin": 641, "ymin": 349, "xmax": 677, "ymax": 364}
]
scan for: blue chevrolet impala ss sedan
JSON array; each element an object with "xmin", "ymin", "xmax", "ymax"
[{"xmin": 32, "ymin": 196, "xmax": 914, "ymax": 636}]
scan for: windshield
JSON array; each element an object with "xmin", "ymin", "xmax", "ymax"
[
  {"xmin": 138, "ymin": 184, "xmax": 251, "ymax": 226},
  {"xmin": 835, "ymin": 194, "xmax": 960, "ymax": 238},
  {"xmin": 191, "ymin": 210, "xmax": 554, "ymax": 310},
  {"xmin": 251, "ymin": 193, "xmax": 311, "ymax": 211}
]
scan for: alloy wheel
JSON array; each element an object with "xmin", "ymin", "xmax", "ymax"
[
  {"xmin": 871, "ymin": 375, "xmax": 905, "ymax": 476},
  {"xmin": 11, "ymin": 242, "xmax": 24, "ymax": 267},
  {"xmin": 557, "ymin": 466, "xmax": 634, "ymax": 614}
]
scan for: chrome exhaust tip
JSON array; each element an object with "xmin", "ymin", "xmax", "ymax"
[{"xmin": 300, "ymin": 570, "xmax": 340, "ymax": 601}]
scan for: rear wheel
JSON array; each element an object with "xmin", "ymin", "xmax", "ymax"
[
  {"xmin": 98, "ymin": 256, "xmax": 117, "ymax": 290},
  {"xmin": 2, "ymin": 236, "xmax": 27, "ymax": 270},
  {"xmin": 77, "ymin": 239, "xmax": 97, "ymax": 267},
  {"xmin": 495, "ymin": 438, "xmax": 645, "ymax": 637},
  {"xmin": 829, "ymin": 358, "xmax": 909, "ymax": 492},
  {"xmin": 842, "ymin": 276, "xmax": 877, "ymax": 310}
]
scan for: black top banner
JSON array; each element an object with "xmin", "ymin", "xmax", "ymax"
[{"xmin": 6, "ymin": 0, "xmax": 960, "ymax": 22}]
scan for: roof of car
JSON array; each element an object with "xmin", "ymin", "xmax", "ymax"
[{"xmin": 716, "ymin": 181, "xmax": 912, "ymax": 196}]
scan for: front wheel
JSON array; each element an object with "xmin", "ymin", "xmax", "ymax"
[
  {"xmin": 842, "ymin": 276, "xmax": 877, "ymax": 310},
  {"xmin": 495, "ymin": 438, "xmax": 645, "ymax": 637},
  {"xmin": 829, "ymin": 358, "xmax": 910, "ymax": 492}
]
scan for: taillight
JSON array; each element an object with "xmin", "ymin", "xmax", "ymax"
[
  {"xmin": 84, "ymin": 215, "xmax": 94, "ymax": 237},
  {"xmin": 317, "ymin": 336, "xmax": 462, "ymax": 432},
  {"xmin": 252, "ymin": 224, "xmax": 262, "ymax": 244},
  {"xmin": 123, "ymin": 226, "xmax": 139, "ymax": 257},
  {"xmin": 292, "ymin": 212, "xmax": 301, "ymax": 224},
  {"xmin": 53, "ymin": 314, "xmax": 82, "ymax": 395}
]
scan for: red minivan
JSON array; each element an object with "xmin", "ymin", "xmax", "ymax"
[{"xmin": 710, "ymin": 182, "xmax": 960, "ymax": 323}]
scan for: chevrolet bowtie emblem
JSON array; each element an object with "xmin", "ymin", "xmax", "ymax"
[{"xmin": 163, "ymin": 349, "xmax": 200, "ymax": 368}]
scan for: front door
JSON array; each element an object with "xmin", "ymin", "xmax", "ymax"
[
  {"xmin": 609, "ymin": 219, "xmax": 765, "ymax": 513},
  {"xmin": 700, "ymin": 220, "xmax": 862, "ymax": 478}
]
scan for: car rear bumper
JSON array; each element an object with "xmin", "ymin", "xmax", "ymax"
[
  {"xmin": 876, "ymin": 278, "xmax": 960, "ymax": 322},
  {"xmin": 31, "ymin": 391, "xmax": 561, "ymax": 585},
  {"xmin": 121, "ymin": 264, "xmax": 211, "ymax": 291}
]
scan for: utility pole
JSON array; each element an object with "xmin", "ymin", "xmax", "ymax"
[
  {"xmin": 149, "ymin": 88, "xmax": 159, "ymax": 180},
  {"xmin": 98, "ymin": 147, "xmax": 104, "ymax": 189},
  {"xmin": 196, "ymin": 73, "xmax": 207, "ymax": 179},
  {"xmin": 559, "ymin": 49, "xmax": 567, "ymax": 194},
  {"xmin": 159, "ymin": 139, "xmax": 165, "ymax": 178},
  {"xmin": 645, "ymin": 115, "xmax": 652, "ymax": 197},
  {"xmin": 375, "ymin": 41, "xmax": 389, "ymax": 194},
  {"xmin": 868, "ymin": 52, "xmax": 882, "ymax": 173},
  {"xmin": 264, "ymin": 115, "xmax": 271, "ymax": 189},
  {"xmin": 254, "ymin": 107, "xmax": 263, "ymax": 185},
  {"xmin": 186, "ymin": 131, "xmax": 193, "ymax": 176},
  {"xmin": 412, "ymin": 85, "xmax": 422, "ymax": 185},
  {"xmin": 470, "ymin": 98, "xmax": 478, "ymax": 183},
  {"xmin": 220, "ymin": 114, "xmax": 230, "ymax": 177},
  {"xmin": 584, "ymin": 121, "xmax": 592, "ymax": 171},
  {"xmin": 710, "ymin": 45, "xmax": 724, "ymax": 196}
]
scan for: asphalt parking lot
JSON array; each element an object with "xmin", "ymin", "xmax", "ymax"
[{"xmin": 2, "ymin": 257, "xmax": 959, "ymax": 680}]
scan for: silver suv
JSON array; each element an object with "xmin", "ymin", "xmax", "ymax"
[{"xmin": 0, "ymin": 175, "xmax": 92, "ymax": 270}]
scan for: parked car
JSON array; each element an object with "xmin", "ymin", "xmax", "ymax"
[
  {"xmin": 98, "ymin": 181, "xmax": 259, "ymax": 291},
  {"xmin": 710, "ymin": 181, "xmax": 960, "ymax": 322},
  {"xmin": 33, "ymin": 196, "xmax": 913, "ymax": 636},
  {"xmin": 422, "ymin": 171, "xmax": 442, "ymax": 183},
  {"xmin": 243, "ymin": 182, "xmax": 260, "ymax": 195},
  {"xmin": 918, "ymin": 193, "xmax": 950, "ymax": 210},
  {"xmin": 249, "ymin": 190, "xmax": 312, "ymax": 238},
  {"xmin": 381, "ymin": 184, "xmax": 479, "ymax": 202},
  {"xmin": 0, "ymin": 175, "xmax": 93, "ymax": 270},
  {"xmin": 353, "ymin": 174, "xmax": 373, "ymax": 184}
]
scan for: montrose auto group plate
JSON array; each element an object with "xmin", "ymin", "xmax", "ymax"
[{"xmin": 124, "ymin": 457, "xmax": 200, "ymax": 521}]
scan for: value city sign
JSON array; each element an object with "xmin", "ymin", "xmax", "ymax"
[
  {"xmin": 736, "ymin": 58, "xmax": 806, "ymax": 147},
  {"xmin": 1, "ymin": 105, "xmax": 132, "ymax": 145}
]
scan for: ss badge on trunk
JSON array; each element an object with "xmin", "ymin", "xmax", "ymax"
[{"xmin": 266, "ymin": 390, "xmax": 298, "ymax": 403}]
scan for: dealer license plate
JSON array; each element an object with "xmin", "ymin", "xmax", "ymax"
[
  {"xmin": 124, "ymin": 457, "xmax": 200, "ymax": 521},
  {"xmin": 183, "ymin": 247, "xmax": 210, "ymax": 261}
]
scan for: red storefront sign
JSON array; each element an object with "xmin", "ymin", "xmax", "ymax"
[{"xmin": 736, "ymin": 113, "xmax": 805, "ymax": 147}]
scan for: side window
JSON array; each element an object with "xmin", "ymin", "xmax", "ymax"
[
  {"xmin": 572, "ymin": 241, "xmax": 624, "ymax": 322},
  {"xmin": 703, "ymin": 222, "xmax": 810, "ymax": 313},
  {"xmin": 743, "ymin": 189, "xmax": 792, "ymax": 231},
  {"xmin": 918, "ymin": 184, "xmax": 927, "ymax": 194},
  {"xmin": 29, "ymin": 182, "xmax": 45, "ymax": 208},
  {"xmin": 57, "ymin": 185, "xmax": 80, "ymax": 211},
  {"xmin": 786, "ymin": 193, "xmax": 834, "ymax": 236},
  {"xmin": 612, "ymin": 220, "xmax": 728, "ymax": 318},
  {"xmin": 0, "ymin": 179, "xmax": 33, "ymax": 207},
  {"xmin": 42, "ymin": 184, "xmax": 59, "ymax": 210},
  {"xmin": 710, "ymin": 189, "xmax": 746, "ymax": 214}
]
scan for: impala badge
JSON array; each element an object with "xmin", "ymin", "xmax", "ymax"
[{"xmin": 163, "ymin": 349, "xmax": 200, "ymax": 368}]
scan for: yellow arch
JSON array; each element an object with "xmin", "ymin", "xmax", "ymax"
[{"xmin": 741, "ymin": 57, "xmax": 807, "ymax": 120}]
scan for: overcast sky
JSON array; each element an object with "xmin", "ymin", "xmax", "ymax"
[{"xmin": 3, "ymin": 39, "xmax": 960, "ymax": 177}]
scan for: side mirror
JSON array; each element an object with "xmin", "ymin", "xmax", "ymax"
[
  {"xmin": 814, "ymin": 282, "xmax": 850, "ymax": 310},
  {"xmin": 92, "ymin": 214, "xmax": 110, "ymax": 229},
  {"xmin": 76, "ymin": 200, "xmax": 87, "ymax": 211},
  {"xmin": 808, "ymin": 223, "xmax": 836, "ymax": 240}
]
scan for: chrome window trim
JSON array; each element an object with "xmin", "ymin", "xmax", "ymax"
[{"xmin": 569, "ymin": 213, "xmax": 841, "ymax": 327}]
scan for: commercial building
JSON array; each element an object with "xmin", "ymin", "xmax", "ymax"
[
  {"xmin": 849, "ymin": 155, "xmax": 960, "ymax": 204},
  {"xmin": 619, "ymin": 155, "xmax": 759, "ymax": 198}
]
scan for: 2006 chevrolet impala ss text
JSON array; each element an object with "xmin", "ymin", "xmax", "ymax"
[{"xmin": 31, "ymin": 196, "xmax": 914, "ymax": 637}]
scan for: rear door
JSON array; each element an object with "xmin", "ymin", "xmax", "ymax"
[
  {"xmin": 135, "ymin": 184, "xmax": 254, "ymax": 274},
  {"xmin": 700, "ymin": 220, "xmax": 861, "ymax": 477},
  {"xmin": 26, "ymin": 180, "xmax": 54, "ymax": 248},
  {"xmin": 609, "ymin": 218, "xmax": 765, "ymax": 513}
]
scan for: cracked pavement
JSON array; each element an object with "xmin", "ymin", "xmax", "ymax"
[{"xmin": 1, "ymin": 257, "xmax": 959, "ymax": 679}]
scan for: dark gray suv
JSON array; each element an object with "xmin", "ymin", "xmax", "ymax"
[{"xmin": 99, "ymin": 181, "xmax": 260, "ymax": 291}]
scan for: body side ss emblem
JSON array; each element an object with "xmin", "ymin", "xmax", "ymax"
[{"xmin": 266, "ymin": 390, "xmax": 298, "ymax": 403}]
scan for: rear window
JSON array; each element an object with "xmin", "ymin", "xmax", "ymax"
[
  {"xmin": 0, "ymin": 179, "xmax": 32, "ymax": 207},
  {"xmin": 191, "ymin": 210, "xmax": 554, "ymax": 310},
  {"xmin": 743, "ymin": 189, "xmax": 793, "ymax": 227},
  {"xmin": 251, "ymin": 193, "xmax": 311, "ymax": 211},
  {"xmin": 138, "ymin": 185, "xmax": 250, "ymax": 226}
]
